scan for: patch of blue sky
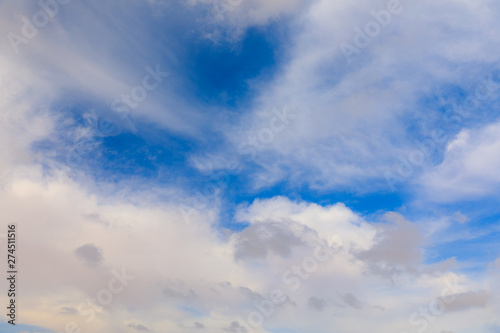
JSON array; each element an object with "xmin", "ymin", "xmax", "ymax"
[
  {"xmin": 181, "ymin": 23, "xmax": 290, "ymax": 108},
  {"xmin": 426, "ymin": 229, "xmax": 500, "ymax": 273},
  {"xmin": 228, "ymin": 179, "xmax": 404, "ymax": 215},
  {"xmin": 179, "ymin": 305, "xmax": 205, "ymax": 317},
  {"xmin": 212, "ymin": 174, "xmax": 405, "ymax": 232},
  {"xmin": 64, "ymin": 129, "xmax": 199, "ymax": 185},
  {"xmin": 413, "ymin": 208, "xmax": 500, "ymax": 267}
]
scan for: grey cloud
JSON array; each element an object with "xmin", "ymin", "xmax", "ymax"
[
  {"xmin": 340, "ymin": 293, "xmax": 364, "ymax": 309},
  {"xmin": 60, "ymin": 307, "xmax": 78, "ymax": 315},
  {"xmin": 233, "ymin": 221, "xmax": 306, "ymax": 261},
  {"xmin": 355, "ymin": 212, "xmax": 422, "ymax": 280},
  {"xmin": 127, "ymin": 323, "xmax": 150, "ymax": 331},
  {"xmin": 219, "ymin": 281, "xmax": 232, "ymax": 288},
  {"xmin": 163, "ymin": 287, "xmax": 196, "ymax": 300},
  {"xmin": 239, "ymin": 286, "xmax": 265, "ymax": 302},
  {"xmin": 324, "ymin": 293, "xmax": 364, "ymax": 310},
  {"xmin": 444, "ymin": 290, "xmax": 488, "ymax": 312},
  {"xmin": 308, "ymin": 296, "xmax": 331, "ymax": 312},
  {"xmin": 74, "ymin": 243, "xmax": 104, "ymax": 266},
  {"xmin": 194, "ymin": 322, "xmax": 205, "ymax": 329},
  {"xmin": 224, "ymin": 321, "xmax": 247, "ymax": 333},
  {"xmin": 239, "ymin": 286, "xmax": 296, "ymax": 309},
  {"xmin": 83, "ymin": 213, "xmax": 110, "ymax": 226},
  {"xmin": 453, "ymin": 211, "xmax": 469, "ymax": 224},
  {"xmin": 210, "ymin": 281, "xmax": 232, "ymax": 294}
]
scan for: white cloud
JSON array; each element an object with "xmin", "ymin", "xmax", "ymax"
[
  {"xmin": 186, "ymin": 0, "xmax": 312, "ymax": 36},
  {"xmin": 0, "ymin": 169, "xmax": 497, "ymax": 332},
  {"xmin": 0, "ymin": 0, "xmax": 205, "ymax": 137},
  {"xmin": 221, "ymin": 0, "xmax": 500, "ymax": 191},
  {"xmin": 419, "ymin": 121, "xmax": 500, "ymax": 201},
  {"xmin": 0, "ymin": 55, "xmax": 56, "ymax": 185}
]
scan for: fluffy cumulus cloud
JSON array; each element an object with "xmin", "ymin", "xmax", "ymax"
[{"xmin": 0, "ymin": 174, "xmax": 497, "ymax": 333}]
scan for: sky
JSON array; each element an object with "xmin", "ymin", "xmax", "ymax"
[{"xmin": 0, "ymin": 0, "xmax": 499, "ymax": 332}]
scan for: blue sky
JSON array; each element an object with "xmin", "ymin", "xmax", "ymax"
[{"xmin": 0, "ymin": 0, "xmax": 499, "ymax": 332}]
